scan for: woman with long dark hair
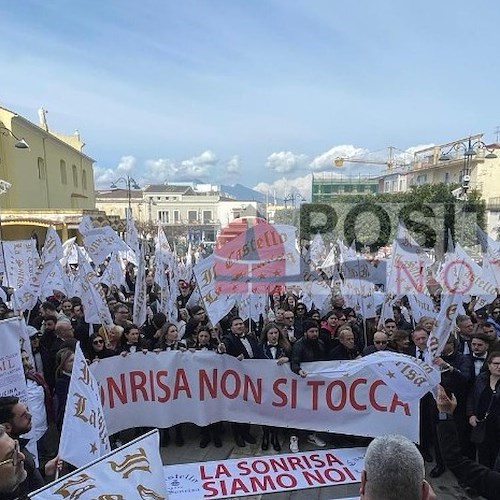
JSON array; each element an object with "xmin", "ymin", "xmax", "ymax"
[{"xmin": 258, "ymin": 323, "xmax": 292, "ymax": 451}]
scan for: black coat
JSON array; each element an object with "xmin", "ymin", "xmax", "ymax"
[
  {"xmin": 437, "ymin": 419, "xmax": 500, "ymax": 499},
  {"xmin": 290, "ymin": 337, "xmax": 327, "ymax": 374},
  {"xmin": 222, "ymin": 333, "xmax": 260, "ymax": 359}
]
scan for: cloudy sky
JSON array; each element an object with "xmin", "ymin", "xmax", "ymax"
[{"xmin": 1, "ymin": 1, "xmax": 499, "ymax": 199}]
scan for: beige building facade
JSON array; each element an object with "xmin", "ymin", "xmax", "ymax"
[{"xmin": 0, "ymin": 105, "xmax": 99, "ymax": 240}]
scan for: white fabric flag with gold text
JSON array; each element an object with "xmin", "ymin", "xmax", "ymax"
[
  {"xmin": 31, "ymin": 429, "xmax": 168, "ymax": 500},
  {"xmin": 58, "ymin": 343, "xmax": 110, "ymax": 468}
]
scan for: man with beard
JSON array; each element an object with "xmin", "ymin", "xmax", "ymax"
[
  {"xmin": 290, "ymin": 320, "xmax": 327, "ymax": 451},
  {"xmin": 0, "ymin": 397, "xmax": 59, "ymax": 497},
  {"xmin": 0, "ymin": 425, "xmax": 27, "ymax": 500}
]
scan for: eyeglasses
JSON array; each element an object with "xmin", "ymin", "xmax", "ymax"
[
  {"xmin": 93, "ymin": 339, "xmax": 104, "ymax": 345},
  {"xmin": 374, "ymin": 341, "xmax": 388, "ymax": 345},
  {"xmin": 493, "ymin": 311, "xmax": 500, "ymax": 314},
  {"xmin": 0, "ymin": 440, "xmax": 21, "ymax": 467}
]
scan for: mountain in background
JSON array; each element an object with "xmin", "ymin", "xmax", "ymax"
[{"xmin": 221, "ymin": 183, "xmax": 282, "ymax": 203}]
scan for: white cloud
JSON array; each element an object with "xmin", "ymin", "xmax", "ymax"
[
  {"xmin": 225, "ymin": 155, "xmax": 240, "ymax": 175},
  {"xmin": 254, "ymin": 173, "xmax": 319, "ymax": 202},
  {"xmin": 265, "ymin": 151, "xmax": 308, "ymax": 174},
  {"xmin": 309, "ymin": 145, "xmax": 368, "ymax": 171},
  {"xmin": 116, "ymin": 155, "xmax": 136, "ymax": 173},
  {"xmin": 93, "ymin": 155, "xmax": 139, "ymax": 188},
  {"xmin": 142, "ymin": 150, "xmax": 218, "ymax": 183}
]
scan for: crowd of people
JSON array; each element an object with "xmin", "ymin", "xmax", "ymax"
[{"xmin": 2, "ymin": 258, "xmax": 500, "ymax": 498}]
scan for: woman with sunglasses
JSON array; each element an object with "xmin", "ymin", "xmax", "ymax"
[
  {"xmin": 487, "ymin": 303, "xmax": 500, "ymax": 337},
  {"xmin": 85, "ymin": 333, "xmax": 116, "ymax": 362}
]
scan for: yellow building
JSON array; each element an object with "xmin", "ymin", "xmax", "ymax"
[{"xmin": 0, "ymin": 105, "xmax": 99, "ymax": 240}]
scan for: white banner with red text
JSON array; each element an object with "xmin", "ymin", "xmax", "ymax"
[
  {"xmin": 90, "ymin": 351, "xmax": 421, "ymax": 441},
  {"xmin": 163, "ymin": 447, "xmax": 365, "ymax": 499}
]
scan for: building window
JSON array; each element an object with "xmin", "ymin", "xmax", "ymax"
[
  {"xmin": 173, "ymin": 210, "xmax": 180, "ymax": 222},
  {"xmin": 125, "ymin": 207, "xmax": 133, "ymax": 218},
  {"xmin": 158, "ymin": 211, "xmax": 169, "ymax": 223},
  {"xmin": 188, "ymin": 210, "xmax": 198, "ymax": 223},
  {"xmin": 72, "ymin": 165, "xmax": 78, "ymax": 187},
  {"xmin": 60, "ymin": 160, "xmax": 67, "ymax": 184},
  {"xmin": 202, "ymin": 210, "xmax": 212, "ymax": 223},
  {"xmin": 37, "ymin": 157, "xmax": 45, "ymax": 180},
  {"xmin": 82, "ymin": 169, "xmax": 87, "ymax": 190}
]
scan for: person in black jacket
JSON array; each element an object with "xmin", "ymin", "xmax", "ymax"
[
  {"xmin": 329, "ymin": 325, "xmax": 360, "ymax": 360},
  {"xmin": 437, "ymin": 386, "xmax": 500, "ymax": 500},
  {"xmin": 219, "ymin": 317, "xmax": 261, "ymax": 447},
  {"xmin": 289, "ymin": 320, "xmax": 327, "ymax": 451},
  {"xmin": 258, "ymin": 323, "xmax": 291, "ymax": 451}
]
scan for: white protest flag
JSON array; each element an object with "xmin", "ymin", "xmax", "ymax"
[
  {"xmin": 58, "ymin": 343, "xmax": 110, "ymax": 468},
  {"xmin": 193, "ymin": 254, "xmax": 236, "ymax": 325},
  {"xmin": 77, "ymin": 247, "xmax": 114, "ymax": 328},
  {"xmin": 155, "ymin": 226, "xmax": 174, "ymax": 316},
  {"xmin": 408, "ymin": 293, "xmax": 437, "ymax": 322},
  {"xmin": 2, "ymin": 240, "xmax": 37, "ymax": 289},
  {"xmin": 386, "ymin": 223, "xmax": 429, "ymax": 297},
  {"xmin": 60, "ymin": 237, "xmax": 78, "ymax": 267},
  {"xmin": 39, "ymin": 261, "xmax": 71, "ymax": 301},
  {"xmin": 318, "ymin": 245, "xmax": 337, "ymax": 277},
  {"xmin": 133, "ymin": 245, "xmax": 148, "ymax": 327},
  {"xmin": 453, "ymin": 243, "xmax": 496, "ymax": 310},
  {"xmin": 310, "ymin": 233, "xmax": 327, "ymax": 266},
  {"xmin": 78, "ymin": 214, "xmax": 95, "ymax": 235},
  {"xmin": 428, "ymin": 245, "xmax": 468, "ymax": 360},
  {"xmin": 100, "ymin": 251, "xmax": 126, "ymax": 288},
  {"xmin": 0, "ymin": 317, "xmax": 28, "ymax": 404},
  {"xmin": 239, "ymin": 292, "xmax": 267, "ymax": 323},
  {"xmin": 41, "ymin": 227, "xmax": 63, "ymax": 265},
  {"xmin": 308, "ymin": 350, "xmax": 440, "ymax": 402},
  {"xmin": 125, "ymin": 212, "xmax": 140, "ymax": 265},
  {"xmin": 31, "ymin": 429, "xmax": 168, "ymax": 500},
  {"xmin": 81, "ymin": 225, "xmax": 131, "ymax": 267}
]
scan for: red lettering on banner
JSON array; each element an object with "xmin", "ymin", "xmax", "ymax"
[
  {"xmin": 326, "ymin": 381, "xmax": 347, "ymax": 411},
  {"xmin": 325, "ymin": 453, "xmax": 344, "ymax": 466},
  {"xmin": 173, "ymin": 368, "xmax": 192, "ymax": 399},
  {"xmin": 389, "ymin": 394, "xmax": 411, "ymax": 416},
  {"xmin": 303, "ymin": 470, "xmax": 327, "ymax": 486},
  {"xmin": 221, "ymin": 370, "xmax": 241, "ymax": 399},
  {"xmin": 343, "ymin": 466, "xmax": 357, "ymax": 480},
  {"xmin": 199, "ymin": 369, "xmax": 218, "ymax": 400},
  {"xmin": 149, "ymin": 370, "xmax": 156, "ymax": 400},
  {"xmin": 287, "ymin": 456, "xmax": 305, "ymax": 470},
  {"xmin": 156, "ymin": 370, "xmax": 170, "ymax": 402},
  {"xmin": 350, "ymin": 378, "xmax": 367, "ymax": 410},
  {"xmin": 275, "ymin": 473, "xmax": 298, "ymax": 488},
  {"xmin": 231, "ymin": 478, "xmax": 250, "ymax": 495},
  {"xmin": 307, "ymin": 380, "xmax": 325, "ymax": 410},
  {"xmin": 249, "ymin": 475, "xmax": 277, "ymax": 492},
  {"xmin": 199, "ymin": 464, "xmax": 231, "ymax": 480},
  {"xmin": 291, "ymin": 378, "xmax": 297, "ymax": 409},
  {"xmin": 324, "ymin": 468, "xmax": 346, "ymax": 482},
  {"xmin": 237, "ymin": 460, "xmax": 251, "ymax": 475},
  {"xmin": 130, "ymin": 371, "xmax": 148, "ymax": 402},
  {"xmin": 106, "ymin": 374, "xmax": 127, "ymax": 409},
  {"xmin": 271, "ymin": 378, "xmax": 287, "ymax": 407},
  {"xmin": 243, "ymin": 376, "xmax": 262, "ymax": 403},
  {"xmin": 202, "ymin": 481, "xmax": 218, "ymax": 498},
  {"xmin": 369, "ymin": 380, "xmax": 387, "ymax": 412}
]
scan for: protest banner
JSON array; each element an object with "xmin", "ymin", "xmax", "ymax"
[
  {"xmin": 163, "ymin": 447, "xmax": 365, "ymax": 499},
  {"xmin": 30, "ymin": 429, "xmax": 168, "ymax": 500},
  {"xmin": 0, "ymin": 317, "xmax": 28, "ymax": 404},
  {"xmin": 91, "ymin": 351, "xmax": 421, "ymax": 441}
]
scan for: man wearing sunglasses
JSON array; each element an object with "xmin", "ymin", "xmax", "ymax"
[{"xmin": 0, "ymin": 425, "xmax": 27, "ymax": 499}]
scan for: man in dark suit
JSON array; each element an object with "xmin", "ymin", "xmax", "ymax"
[
  {"xmin": 219, "ymin": 317, "xmax": 260, "ymax": 447},
  {"xmin": 469, "ymin": 335, "xmax": 489, "ymax": 380}
]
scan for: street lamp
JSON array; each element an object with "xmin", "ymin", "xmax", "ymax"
[
  {"xmin": 439, "ymin": 136, "xmax": 497, "ymax": 245},
  {"xmin": 110, "ymin": 176, "xmax": 141, "ymax": 213},
  {"xmin": 0, "ymin": 125, "xmax": 30, "ymax": 149},
  {"xmin": 439, "ymin": 135, "xmax": 497, "ymax": 189}
]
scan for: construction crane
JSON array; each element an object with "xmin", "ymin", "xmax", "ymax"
[{"xmin": 333, "ymin": 146, "xmax": 411, "ymax": 172}]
